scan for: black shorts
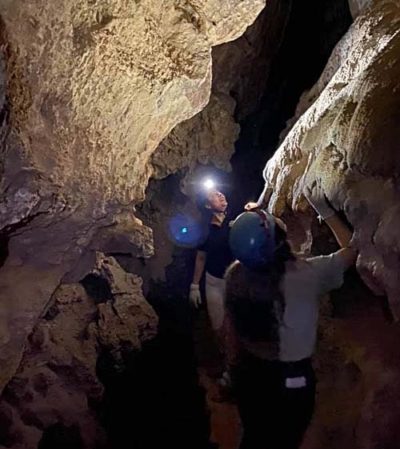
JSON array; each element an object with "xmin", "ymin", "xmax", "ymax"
[{"xmin": 232, "ymin": 353, "xmax": 316, "ymax": 449}]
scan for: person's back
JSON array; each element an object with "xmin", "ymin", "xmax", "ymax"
[{"xmin": 224, "ymin": 180, "xmax": 357, "ymax": 449}]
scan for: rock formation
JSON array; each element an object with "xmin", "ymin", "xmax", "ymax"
[
  {"xmin": 261, "ymin": 2, "xmax": 400, "ymax": 448},
  {"xmin": 0, "ymin": 0, "xmax": 266, "ymax": 396},
  {"xmin": 0, "ymin": 254, "xmax": 158, "ymax": 448},
  {"xmin": 151, "ymin": 0, "xmax": 289, "ymax": 181},
  {"xmin": 349, "ymin": 0, "xmax": 373, "ymax": 18},
  {"xmin": 1, "ymin": 0, "xmax": 400, "ymax": 448},
  {"xmin": 264, "ymin": 0, "xmax": 400, "ymax": 318}
]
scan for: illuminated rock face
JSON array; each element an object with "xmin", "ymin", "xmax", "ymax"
[
  {"xmin": 0, "ymin": 0, "xmax": 265, "ymax": 394},
  {"xmin": 261, "ymin": 2, "xmax": 400, "ymax": 448},
  {"xmin": 348, "ymin": 0, "xmax": 373, "ymax": 18},
  {"xmin": 264, "ymin": 0, "xmax": 400, "ymax": 317},
  {"xmin": 151, "ymin": 1, "xmax": 288, "ymax": 180}
]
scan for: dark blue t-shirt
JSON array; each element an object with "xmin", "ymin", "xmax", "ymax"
[{"xmin": 198, "ymin": 218, "xmax": 234, "ymax": 279}]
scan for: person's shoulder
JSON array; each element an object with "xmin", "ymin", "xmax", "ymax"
[
  {"xmin": 284, "ymin": 257, "xmax": 315, "ymax": 281},
  {"xmin": 303, "ymin": 252, "xmax": 346, "ymax": 293},
  {"xmin": 305, "ymin": 253, "xmax": 343, "ymax": 269}
]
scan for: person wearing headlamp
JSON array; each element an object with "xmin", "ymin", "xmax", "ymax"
[{"xmin": 189, "ymin": 179, "xmax": 234, "ymax": 389}]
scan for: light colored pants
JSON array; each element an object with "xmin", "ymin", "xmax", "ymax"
[{"xmin": 205, "ymin": 272, "xmax": 226, "ymax": 332}]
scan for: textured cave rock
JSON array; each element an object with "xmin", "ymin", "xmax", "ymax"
[
  {"xmin": 0, "ymin": 254, "xmax": 157, "ymax": 449},
  {"xmin": 348, "ymin": 0, "xmax": 373, "ymax": 18},
  {"xmin": 260, "ymin": 2, "xmax": 400, "ymax": 448},
  {"xmin": 151, "ymin": 0, "xmax": 288, "ymax": 180},
  {"xmin": 1, "ymin": 1, "xmax": 399, "ymax": 448},
  {"xmin": 264, "ymin": 0, "xmax": 400, "ymax": 316},
  {"xmin": 0, "ymin": 0, "xmax": 266, "ymax": 393},
  {"xmin": 151, "ymin": 92, "xmax": 239, "ymax": 179}
]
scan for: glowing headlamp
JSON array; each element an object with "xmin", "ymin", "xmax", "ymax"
[{"xmin": 203, "ymin": 178, "xmax": 216, "ymax": 191}]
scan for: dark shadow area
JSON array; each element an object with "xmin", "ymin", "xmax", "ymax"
[
  {"xmin": 38, "ymin": 423, "xmax": 84, "ymax": 449},
  {"xmin": 97, "ymin": 281, "xmax": 215, "ymax": 449},
  {"xmin": 0, "ymin": 232, "xmax": 9, "ymax": 269},
  {"xmin": 80, "ymin": 274, "xmax": 113, "ymax": 305},
  {"xmin": 97, "ymin": 174, "xmax": 217, "ymax": 449}
]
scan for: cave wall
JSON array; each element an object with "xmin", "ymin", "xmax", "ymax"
[
  {"xmin": 151, "ymin": 0, "xmax": 290, "ymax": 182},
  {"xmin": 265, "ymin": 0, "xmax": 400, "ymax": 318},
  {"xmin": 1, "ymin": 0, "xmax": 399, "ymax": 447},
  {"xmin": 0, "ymin": 254, "xmax": 158, "ymax": 449},
  {"xmin": 349, "ymin": 0, "xmax": 373, "ymax": 18},
  {"xmin": 0, "ymin": 0, "xmax": 266, "ymax": 395},
  {"xmin": 261, "ymin": 1, "xmax": 400, "ymax": 448},
  {"xmin": 0, "ymin": 1, "xmax": 267, "ymax": 447}
]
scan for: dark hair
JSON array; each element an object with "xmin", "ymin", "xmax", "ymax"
[
  {"xmin": 195, "ymin": 190, "xmax": 215, "ymax": 224},
  {"xmin": 195, "ymin": 190, "xmax": 210, "ymax": 210},
  {"xmin": 225, "ymin": 223, "xmax": 294, "ymax": 345}
]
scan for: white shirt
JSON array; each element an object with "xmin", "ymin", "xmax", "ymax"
[{"xmin": 279, "ymin": 252, "xmax": 345, "ymax": 361}]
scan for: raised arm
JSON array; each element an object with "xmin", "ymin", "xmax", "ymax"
[
  {"xmin": 245, "ymin": 183, "xmax": 271, "ymax": 211},
  {"xmin": 304, "ymin": 181, "xmax": 357, "ymax": 269}
]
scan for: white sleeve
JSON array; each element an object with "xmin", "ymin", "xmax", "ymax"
[{"xmin": 308, "ymin": 252, "xmax": 346, "ymax": 296}]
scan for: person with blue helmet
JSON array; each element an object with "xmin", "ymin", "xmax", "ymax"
[{"xmin": 224, "ymin": 180, "xmax": 357, "ymax": 449}]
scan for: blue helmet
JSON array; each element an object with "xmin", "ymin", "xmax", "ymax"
[{"xmin": 229, "ymin": 210, "xmax": 277, "ymax": 269}]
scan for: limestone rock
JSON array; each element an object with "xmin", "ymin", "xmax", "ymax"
[
  {"xmin": 348, "ymin": 0, "xmax": 374, "ymax": 18},
  {"xmin": 259, "ymin": 3, "xmax": 400, "ymax": 448},
  {"xmin": 151, "ymin": 1, "xmax": 287, "ymax": 180},
  {"xmin": 92, "ymin": 253, "xmax": 158, "ymax": 359},
  {"xmin": 0, "ymin": 0, "xmax": 265, "ymax": 392},
  {"xmin": 151, "ymin": 93, "xmax": 239, "ymax": 179},
  {"xmin": 0, "ymin": 255, "xmax": 157, "ymax": 448},
  {"xmin": 263, "ymin": 0, "xmax": 400, "ymax": 316},
  {"xmin": 0, "ymin": 0, "xmax": 266, "ymax": 207}
]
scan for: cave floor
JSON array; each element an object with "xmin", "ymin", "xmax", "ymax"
[{"xmin": 193, "ymin": 309, "xmax": 242, "ymax": 449}]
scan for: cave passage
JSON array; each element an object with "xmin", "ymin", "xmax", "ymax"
[
  {"xmin": 99, "ymin": 1, "xmax": 354, "ymax": 449},
  {"xmin": 3, "ymin": 1, "xmax": 400, "ymax": 449}
]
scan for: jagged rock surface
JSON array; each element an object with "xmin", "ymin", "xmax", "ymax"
[
  {"xmin": 151, "ymin": 1, "xmax": 288, "ymax": 180},
  {"xmin": 0, "ymin": 0, "xmax": 265, "ymax": 394},
  {"xmin": 151, "ymin": 93, "xmax": 239, "ymax": 179},
  {"xmin": 348, "ymin": 0, "xmax": 373, "ymax": 18},
  {"xmin": 264, "ymin": 0, "xmax": 400, "ymax": 316},
  {"xmin": 0, "ymin": 254, "xmax": 157, "ymax": 449},
  {"xmin": 260, "ymin": 3, "xmax": 400, "ymax": 448}
]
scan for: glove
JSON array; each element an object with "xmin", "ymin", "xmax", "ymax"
[
  {"xmin": 303, "ymin": 180, "xmax": 335, "ymax": 220},
  {"xmin": 189, "ymin": 283, "xmax": 202, "ymax": 308}
]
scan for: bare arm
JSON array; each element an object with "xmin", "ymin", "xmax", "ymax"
[
  {"xmin": 324, "ymin": 214, "xmax": 352, "ymax": 248},
  {"xmin": 245, "ymin": 183, "xmax": 272, "ymax": 210},
  {"xmin": 324, "ymin": 215, "xmax": 357, "ymax": 268},
  {"xmin": 304, "ymin": 181, "xmax": 358, "ymax": 269},
  {"xmin": 192, "ymin": 250, "xmax": 206, "ymax": 284}
]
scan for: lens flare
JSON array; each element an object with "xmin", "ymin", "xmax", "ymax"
[
  {"xmin": 203, "ymin": 178, "xmax": 215, "ymax": 190},
  {"xmin": 167, "ymin": 214, "xmax": 207, "ymax": 248}
]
